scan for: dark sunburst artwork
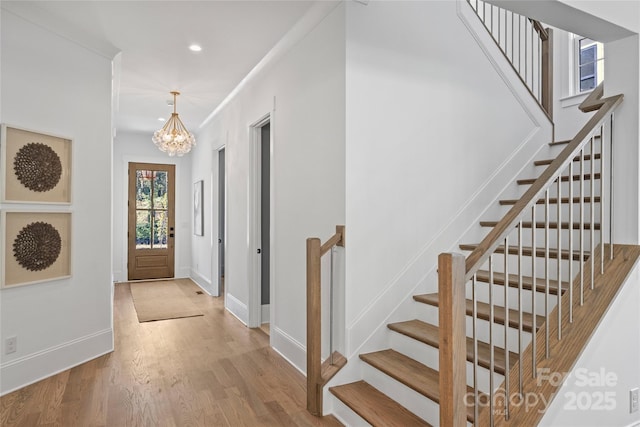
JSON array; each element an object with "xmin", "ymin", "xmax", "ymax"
[
  {"xmin": 13, "ymin": 142, "xmax": 63, "ymax": 192},
  {"xmin": 12, "ymin": 222, "xmax": 62, "ymax": 272},
  {"xmin": 2, "ymin": 212, "xmax": 71, "ymax": 287}
]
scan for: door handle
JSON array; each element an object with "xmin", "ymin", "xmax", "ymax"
[
  {"xmin": 218, "ymin": 239, "xmax": 222, "ymax": 243},
  {"xmin": 257, "ymin": 248, "xmax": 261, "ymax": 254}
]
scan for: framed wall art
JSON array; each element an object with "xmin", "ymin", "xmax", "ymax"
[
  {"xmin": 1, "ymin": 211, "xmax": 72, "ymax": 288},
  {"xmin": 1, "ymin": 124, "xmax": 72, "ymax": 204},
  {"xmin": 194, "ymin": 180, "xmax": 203, "ymax": 236}
]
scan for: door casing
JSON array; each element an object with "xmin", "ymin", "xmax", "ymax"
[{"xmin": 248, "ymin": 113, "xmax": 273, "ymax": 329}]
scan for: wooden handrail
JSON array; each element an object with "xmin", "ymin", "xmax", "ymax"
[
  {"xmin": 464, "ymin": 90, "xmax": 623, "ymax": 281},
  {"xmin": 306, "ymin": 225, "xmax": 346, "ymax": 416},
  {"xmin": 320, "ymin": 225, "xmax": 345, "ymax": 255},
  {"xmin": 579, "ymin": 81, "xmax": 606, "ymax": 113}
]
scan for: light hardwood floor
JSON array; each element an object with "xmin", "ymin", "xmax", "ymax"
[{"xmin": 0, "ymin": 279, "xmax": 342, "ymax": 426}]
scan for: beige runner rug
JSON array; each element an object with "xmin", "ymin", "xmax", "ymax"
[{"xmin": 130, "ymin": 280, "xmax": 203, "ymax": 322}]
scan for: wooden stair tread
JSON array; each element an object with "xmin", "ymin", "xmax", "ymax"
[
  {"xmin": 359, "ymin": 349, "xmax": 477, "ymax": 423},
  {"xmin": 479, "ymin": 220, "xmax": 600, "ymax": 230},
  {"xmin": 329, "ymin": 380, "xmax": 431, "ymax": 427},
  {"xmin": 518, "ymin": 173, "xmax": 601, "ymax": 185},
  {"xmin": 387, "ymin": 319, "xmax": 517, "ymax": 375},
  {"xmin": 320, "ymin": 351, "xmax": 347, "ymax": 386},
  {"xmin": 549, "ymin": 135, "xmax": 599, "ymax": 146},
  {"xmin": 413, "ymin": 293, "xmax": 543, "ymax": 333},
  {"xmin": 475, "ymin": 270, "xmax": 568, "ymax": 295},
  {"xmin": 500, "ymin": 196, "xmax": 600, "ymax": 205},
  {"xmin": 534, "ymin": 153, "xmax": 600, "ymax": 166},
  {"xmin": 459, "ymin": 243, "xmax": 590, "ymax": 261}
]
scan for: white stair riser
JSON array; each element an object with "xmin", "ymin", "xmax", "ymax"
[
  {"xmin": 388, "ymin": 331, "xmax": 439, "ymax": 369},
  {"xmin": 469, "ymin": 250, "xmax": 590, "ymax": 283},
  {"xmin": 388, "ymin": 331, "xmax": 504, "ymax": 394},
  {"xmin": 360, "ymin": 362, "xmax": 439, "ymax": 426},
  {"xmin": 329, "ymin": 394, "xmax": 373, "ymax": 427},
  {"xmin": 414, "ymin": 301, "xmax": 532, "ymax": 353},
  {"xmin": 467, "ymin": 281, "xmax": 557, "ymax": 316}
]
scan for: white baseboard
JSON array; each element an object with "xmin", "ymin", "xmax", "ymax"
[
  {"xmin": 112, "ymin": 270, "xmax": 123, "ymax": 283},
  {"xmin": 190, "ymin": 269, "xmax": 214, "ymax": 296},
  {"xmin": 177, "ymin": 266, "xmax": 191, "ymax": 279},
  {"xmin": 271, "ymin": 325, "xmax": 306, "ymax": 375},
  {"xmin": 225, "ymin": 293, "xmax": 248, "ymax": 326},
  {"xmin": 0, "ymin": 328, "xmax": 113, "ymax": 396}
]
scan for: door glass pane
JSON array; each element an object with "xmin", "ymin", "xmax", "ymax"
[
  {"xmin": 153, "ymin": 210, "xmax": 168, "ymax": 248},
  {"xmin": 154, "ymin": 171, "xmax": 168, "ymax": 209},
  {"xmin": 136, "ymin": 210, "xmax": 151, "ymax": 249},
  {"xmin": 136, "ymin": 170, "xmax": 152, "ymax": 209},
  {"xmin": 134, "ymin": 167, "xmax": 170, "ymax": 250}
]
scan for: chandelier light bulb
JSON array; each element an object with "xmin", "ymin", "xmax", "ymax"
[{"xmin": 152, "ymin": 91, "xmax": 196, "ymax": 156}]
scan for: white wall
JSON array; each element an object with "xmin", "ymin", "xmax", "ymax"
[
  {"xmin": 540, "ymin": 262, "xmax": 640, "ymax": 427},
  {"xmin": 606, "ymin": 34, "xmax": 640, "ymax": 245},
  {"xmin": 0, "ymin": 10, "xmax": 113, "ymax": 394},
  {"xmin": 343, "ymin": 0, "xmax": 553, "ymax": 356},
  {"xmin": 112, "ymin": 131, "xmax": 193, "ymax": 283},
  {"xmin": 193, "ymin": 3, "xmax": 345, "ymax": 370}
]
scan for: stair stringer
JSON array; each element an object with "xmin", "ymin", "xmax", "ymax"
[
  {"xmin": 477, "ymin": 244, "xmax": 640, "ymax": 426},
  {"xmin": 539, "ymin": 259, "xmax": 640, "ymax": 426}
]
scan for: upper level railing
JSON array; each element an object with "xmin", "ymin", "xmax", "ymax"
[
  {"xmin": 438, "ymin": 83, "xmax": 623, "ymax": 426},
  {"xmin": 306, "ymin": 225, "xmax": 346, "ymax": 416},
  {"xmin": 468, "ymin": 0, "xmax": 553, "ymax": 119}
]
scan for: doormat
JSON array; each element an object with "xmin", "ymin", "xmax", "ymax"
[{"xmin": 130, "ymin": 280, "xmax": 204, "ymax": 322}]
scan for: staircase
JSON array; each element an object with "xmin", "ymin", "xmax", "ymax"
[
  {"xmin": 327, "ymin": 140, "xmax": 559, "ymax": 425},
  {"xmin": 325, "ymin": 84, "xmax": 640, "ymax": 425}
]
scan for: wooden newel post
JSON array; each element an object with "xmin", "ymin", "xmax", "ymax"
[
  {"xmin": 438, "ymin": 252, "xmax": 468, "ymax": 427},
  {"xmin": 306, "ymin": 237, "xmax": 322, "ymax": 415}
]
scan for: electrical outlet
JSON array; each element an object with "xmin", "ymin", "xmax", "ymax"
[
  {"xmin": 631, "ymin": 388, "xmax": 639, "ymax": 414},
  {"xmin": 5, "ymin": 336, "xmax": 17, "ymax": 354}
]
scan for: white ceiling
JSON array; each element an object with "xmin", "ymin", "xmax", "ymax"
[{"xmin": 7, "ymin": 1, "xmax": 314, "ymax": 135}]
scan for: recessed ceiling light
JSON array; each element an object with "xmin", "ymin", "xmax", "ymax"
[
  {"xmin": 158, "ymin": 117, "xmax": 166, "ymax": 122},
  {"xmin": 189, "ymin": 44, "xmax": 202, "ymax": 52}
]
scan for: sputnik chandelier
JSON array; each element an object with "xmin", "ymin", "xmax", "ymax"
[{"xmin": 152, "ymin": 91, "xmax": 196, "ymax": 156}]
